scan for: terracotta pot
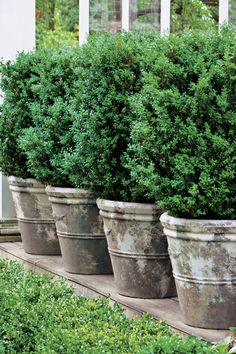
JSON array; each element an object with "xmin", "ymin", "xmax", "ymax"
[
  {"xmin": 8, "ymin": 176, "xmax": 60, "ymax": 255},
  {"xmin": 161, "ymin": 212, "xmax": 236, "ymax": 329},
  {"xmin": 46, "ymin": 186, "xmax": 112, "ymax": 274},
  {"xmin": 97, "ymin": 199, "xmax": 176, "ymax": 299}
]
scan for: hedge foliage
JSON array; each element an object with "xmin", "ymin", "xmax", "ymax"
[
  {"xmin": 124, "ymin": 28, "xmax": 236, "ymax": 218},
  {"xmin": 64, "ymin": 31, "xmax": 160, "ymax": 200},
  {"xmin": 18, "ymin": 31, "xmax": 160, "ymax": 193},
  {"xmin": 0, "ymin": 51, "xmax": 49, "ymax": 178},
  {"xmin": 19, "ymin": 47, "xmax": 83, "ymax": 187},
  {"xmin": 1, "ymin": 28, "xmax": 235, "ymax": 218},
  {"xmin": 0, "ymin": 260, "xmax": 225, "ymax": 354}
]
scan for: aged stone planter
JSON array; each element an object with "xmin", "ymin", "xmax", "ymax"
[
  {"xmin": 46, "ymin": 186, "xmax": 112, "ymax": 274},
  {"xmin": 97, "ymin": 199, "xmax": 176, "ymax": 298},
  {"xmin": 8, "ymin": 176, "xmax": 60, "ymax": 255},
  {"xmin": 160, "ymin": 212, "xmax": 236, "ymax": 329}
]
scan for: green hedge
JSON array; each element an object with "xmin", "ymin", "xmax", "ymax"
[
  {"xmin": 64, "ymin": 31, "xmax": 162, "ymax": 199},
  {"xmin": 19, "ymin": 31, "xmax": 164, "ymax": 194},
  {"xmin": 0, "ymin": 51, "xmax": 50, "ymax": 178},
  {"xmin": 0, "ymin": 260, "xmax": 225, "ymax": 353},
  {"xmin": 19, "ymin": 47, "xmax": 83, "ymax": 187},
  {"xmin": 124, "ymin": 28, "xmax": 236, "ymax": 218},
  {"xmin": 1, "ymin": 29, "xmax": 235, "ymax": 218}
]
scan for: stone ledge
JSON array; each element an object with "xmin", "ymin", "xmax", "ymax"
[{"xmin": 0, "ymin": 219, "xmax": 21, "ymax": 242}]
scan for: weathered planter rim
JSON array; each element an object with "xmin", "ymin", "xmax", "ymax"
[
  {"xmin": 46, "ymin": 186, "xmax": 95, "ymax": 205},
  {"xmin": 97, "ymin": 198, "xmax": 161, "ymax": 222},
  {"xmin": 160, "ymin": 212, "xmax": 236, "ymax": 238},
  {"xmin": 8, "ymin": 176, "xmax": 46, "ymax": 193},
  {"xmin": 8, "ymin": 176, "xmax": 45, "ymax": 188}
]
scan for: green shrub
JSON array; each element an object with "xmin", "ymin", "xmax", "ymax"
[
  {"xmin": 64, "ymin": 31, "xmax": 164, "ymax": 200},
  {"xmin": 125, "ymin": 28, "xmax": 236, "ymax": 218},
  {"xmin": 137, "ymin": 335, "xmax": 221, "ymax": 354},
  {"xmin": 0, "ymin": 259, "xmax": 225, "ymax": 353},
  {"xmin": 0, "ymin": 50, "xmax": 50, "ymax": 178},
  {"xmin": 19, "ymin": 47, "xmax": 83, "ymax": 187}
]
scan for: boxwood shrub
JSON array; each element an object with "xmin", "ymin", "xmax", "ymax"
[
  {"xmin": 125, "ymin": 28, "xmax": 236, "ymax": 218},
  {"xmin": 0, "ymin": 50, "xmax": 50, "ymax": 178},
  {"xmin": 0, "ymin": 259, "xmax": 225, "ymax": 353},
  {"xmin": 64, "ymin": 31, "xmax": 163, "ymax": 200},
  {"xmin": 19, "ymin": 47, "xmax": 83, "ymax": 187}
]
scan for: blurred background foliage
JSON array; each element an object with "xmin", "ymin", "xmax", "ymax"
[
  {"xmin": 171, "ymin": 0, "xmax": 217, "ymax": 32},
  {"xmin": 36, "ymin": 0, "xmax": 79, "ymax": 48},
  {"xmin": 36, "ymin": 0, "xmax": 219, "ymax": 48}
]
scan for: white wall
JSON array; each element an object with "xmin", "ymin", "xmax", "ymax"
[
  {"xmin": 0, "ymin": 0, "xmax": 35, "ymax": 61},
  {"xmin": 0, "ymin": 0, "xmax": 35, "ymax": 219}
]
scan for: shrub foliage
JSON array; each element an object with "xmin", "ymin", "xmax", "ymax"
[
  {"xmin": 0, "ymin": 51, "xmax": 49, "ymax": 178},
  {"xmin": 19, "ymin": 47, "xmax": 83, "ymax": 187},
  {"xmin": 1, "ymin": 29, "xmax": 235, "ymax": 218},
  {"xmin": 64, "ymin": 31, "xmax": 160, "ymax": 199},
  {"xmin": 0, "ymin": 260, "xmax": 224, "ymax": 353},
  {"xmin": 125, "ymin": 28, "xmax": 236, "ymax": 218}
]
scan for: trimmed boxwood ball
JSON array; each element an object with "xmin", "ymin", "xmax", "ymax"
[
  {"xmin": 64, "ymin": 31, "xmax": 163, "ymax": 200},
  {"xmin": 124, "ymin": 28, "xmax": 236, "ymax": 219},
  {"xmin": 19, "ymin": 47, "xmax": 84, "ymax": 187},
  {"xmin": 0, "ymin": 50, "xmax": 50, "ymax": 178}
]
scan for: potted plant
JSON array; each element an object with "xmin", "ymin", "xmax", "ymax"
[
  {"xmin": 0, "ymin": 51, "xmax": 60, "ymax": 255},
  {"xmin": 66, "ymin": 32, "xmax": 176, "ymax": 298},
  {"xmin": 20, "ymin": 45, "xmax": 112, "ymax": 275},
  {"xmin": 125, "ymin": 29, "xmax": 236, "ymax": 328}
]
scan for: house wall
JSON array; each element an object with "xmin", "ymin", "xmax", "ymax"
[{"xmin": 0, "ymin": 0, "xmax": 35, "ymax": 227}]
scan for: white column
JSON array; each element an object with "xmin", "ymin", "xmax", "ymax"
[
  {"xmin": 219, "ymin": 0, "xmax": 229, "ymax": 26},
  {"xmin": 0, "ymin": 0, "xmax": 35, "ymax": 239},
  {"xmin": 79, "ymin": 0, "xmax": 90, "ymax": 45},
  {"xmin": 161, "ymin": 0, "xmax": 171, "ymax": 36},
  {"xmin": 122, "ymin": 0, "xmax": 130, "ymax": 31}
]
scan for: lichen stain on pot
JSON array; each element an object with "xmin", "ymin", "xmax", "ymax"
[
  {"xmin": 46, "ymin": 187, "xmax": 112, "ymax": 275},
  {"xmin": 161, "ymin": 212, "xmax": 236, "ymax": 329},
  {"xmin": 97, "ymin": 199, "xmax": 177, "ymax": 299},
  {"xmin": 169, "ymin": 239, "xmax": 236, "ymax": 328},
  {"xmin": 12, "ymin": 187, "xmax": 50, "ymax": 219},
  {"xmin": 177, "ymin": 281, "xmax": 236, "ymax": 329},
  {"xmin": 169, "ymin": 236, "xmax": 236, "ymax": 280},
  {"xmin": 107, "ymin": 218, "xmax": 168, "ymax": 256},
  {"xmin": 52, "ymin": 203, "xmax": 104, "ymax": 236},
  {"xmin": 8, "ymin": 176, "xmax": 60, "ymax": 255},
  {"xmin": 112, "ymin": 252, "xmax": 175, "ymax": 298}
]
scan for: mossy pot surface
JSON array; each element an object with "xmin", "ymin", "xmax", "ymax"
[
  {"xmin": 8, "ymin": 176, "xmax": 60, "ymax": 255},
  {"xmin": 160, "ymin": 212, "xmax": 236, "ymax": 329},
  {"xmin": 97, "ymin": 199, "xmax": 176, "ymax": 299},
  {"xmin": 46, "ymin": 186, "xmax": 112, "ymax": 275}
]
